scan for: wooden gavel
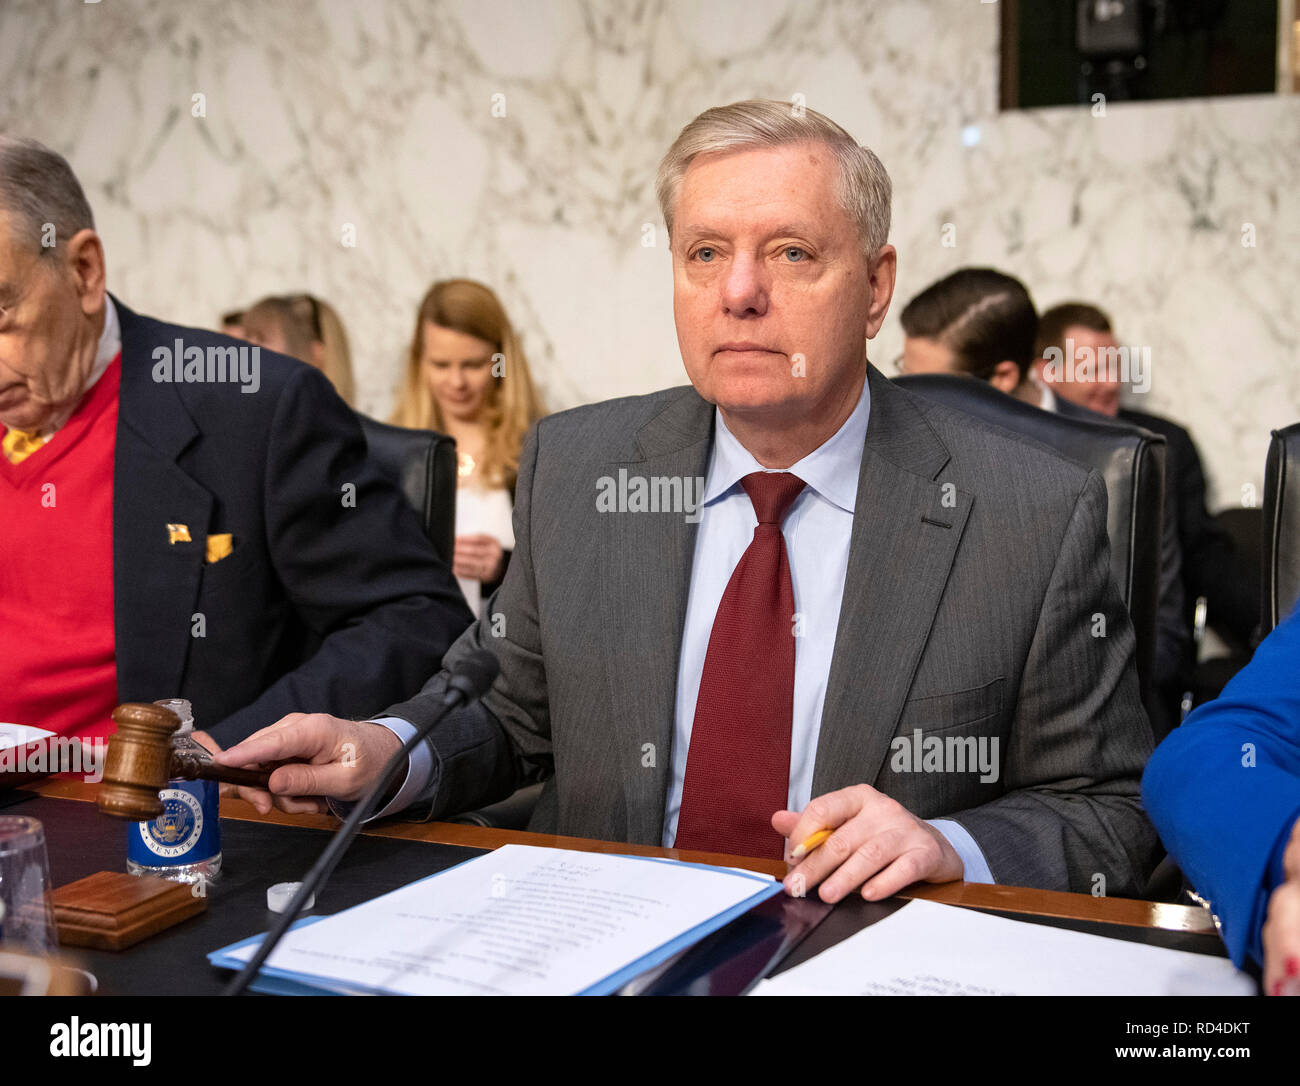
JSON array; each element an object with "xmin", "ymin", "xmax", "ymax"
[{"xmin": 98, "ymin": 702, "xmax": 273, "ymax": 821}]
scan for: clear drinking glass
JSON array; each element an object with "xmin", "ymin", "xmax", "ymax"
[{"xmin": 0, "ymin": 816, "xmax": 58, "ymax": 954}]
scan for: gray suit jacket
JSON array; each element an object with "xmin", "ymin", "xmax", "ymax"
[{"xmin": 386, "ymin": 366, "xmax": 1161, "ymax": 896}]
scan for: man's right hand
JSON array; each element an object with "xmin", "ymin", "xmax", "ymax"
[{"xmin": 212, "ymin": 714, "xmax": 403, "ymax": 816}]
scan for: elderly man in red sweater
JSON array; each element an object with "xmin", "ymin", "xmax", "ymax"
[{"xmin": 0, "ymin": 137, "xmax": 471, "ymax": 754}]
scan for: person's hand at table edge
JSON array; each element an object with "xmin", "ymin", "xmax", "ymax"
[
  {"xmin": 1264, "ymin": 815, "xmax": 1300, "ymax": 996},
  {"xmin": 212, "ymin": 714, "xmax": 403, "ymax": 816},
  {"xmin": 773, "ymin": 783, "xmax": 964, "ymax": 903}
]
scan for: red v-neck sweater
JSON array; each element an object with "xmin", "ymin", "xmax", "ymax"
[{"xmin": 0, "ymin": 356, "xmax": 121, "ymax": 740}]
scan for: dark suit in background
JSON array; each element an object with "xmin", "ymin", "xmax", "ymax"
[{"xmin": 112, "ymin": 298, "xmax": 473, "ymax": 743}]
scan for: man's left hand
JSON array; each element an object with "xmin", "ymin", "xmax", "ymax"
[
  {"xmin": 189, "ymin": 730, "xmax": 254, "ymax": 804},
  {"xmin": 773, "ymin": 784, "xmax": 964, "ymax": 902}
]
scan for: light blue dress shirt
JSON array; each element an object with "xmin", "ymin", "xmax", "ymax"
[
  {"xmin": 661, "ymin": 376, "xmax": 991, "ymax": 883},
  {"xmin": 370, "ymin": 374, "xmax": 993, "ymax": 884}
]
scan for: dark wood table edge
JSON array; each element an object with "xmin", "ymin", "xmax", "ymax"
[{"xmin": 19, "ymin": 777, "xmax": 1218, "ymax": 937}]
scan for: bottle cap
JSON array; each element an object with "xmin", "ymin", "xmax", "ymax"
[
  {"xmin": 267, "ymin": 882, "xmax": 313, "ymax": 914},
  {"xmin": 153, "ymin": 698, "xmax": 195, "ymax": 735}
]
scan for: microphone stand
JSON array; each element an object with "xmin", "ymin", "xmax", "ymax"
[{"xmin": 223, "ymin": 661, "xmax": 497, "ymax": 996}]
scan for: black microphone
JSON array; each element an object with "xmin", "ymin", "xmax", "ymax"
[
  {"xmin": 442, "ymin": 650, "xmax": 500, "ymax": 707},
  {"xmin": 223, "ymin": 651, "xmax": 500, "ymax": 996}
]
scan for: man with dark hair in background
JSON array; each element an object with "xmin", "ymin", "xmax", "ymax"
[
  {"xmin": 899, "ymin": 270, "xmax": 1113, "ymax": 420},
  {"xmin": 897, "ymin": 267, "xmax": 1038, "ymax": 396},
  {"xmin": 1035, "ymin": 302, "xmax": 1259, "ymax": 694}
]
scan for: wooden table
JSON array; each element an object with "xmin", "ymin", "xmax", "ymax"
[{"xmin": 29, "ymin": 776, "xmax": 1217, "ymax": 937}]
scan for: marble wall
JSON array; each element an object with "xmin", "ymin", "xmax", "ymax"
[{"xmin": 2, "ymin": 0, "xmax": 1297, "ymax": 506}]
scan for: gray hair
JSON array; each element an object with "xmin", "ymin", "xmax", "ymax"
[
  {"xmin": 655, "ymin": 99, "xmax": 891, "ymax": 259},
  {"xmin": 0, "ymin": 136, "xmax": 95, "ymax": 256}
]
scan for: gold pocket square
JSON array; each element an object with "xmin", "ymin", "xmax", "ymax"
[{"xmin": 206, "ymin": 533, "xmax": 234, "ymax": 563}]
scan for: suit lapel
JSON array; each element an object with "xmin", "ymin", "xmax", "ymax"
[
  {"xmin": 812, "ymin": 368, "xmax": 973, "ymax": 796},
  {"xmin": 111, "ymin": 298, "xmax": 213, "ymax": 703},
  {"xmin": 600, "ymin": 389, "xmax": 713, "ymax": 845}
]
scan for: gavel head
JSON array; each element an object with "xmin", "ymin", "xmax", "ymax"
[{"xmin": 97, "ymin": 703, "xmax": 183, "ymax": 821}]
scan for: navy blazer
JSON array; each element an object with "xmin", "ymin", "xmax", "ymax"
[
  {"xmin": 1143, "ymin": 604, "xmax": 1300, "ymax": 967},
  {"xmin": 111, "ymin": 297, "xmax": 473, "ymax": 742}
]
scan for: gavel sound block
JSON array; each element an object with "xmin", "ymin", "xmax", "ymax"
[{"xmin": 98, "ymin": 702, "xmax": 272, "ymax": 821}]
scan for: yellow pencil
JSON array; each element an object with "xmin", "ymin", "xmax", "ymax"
[{"xmin": 790, "ymin": 827, "xmax": 832, "ymax": 860}]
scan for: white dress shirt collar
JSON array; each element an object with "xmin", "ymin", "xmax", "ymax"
[
  {"xmin": 702, "ymin": 371, "xmax": 871, "ymax": 514},
  {"xmin": 35, "ymin": 295, "xmax": 121, "ymax": 440},
  {"xmin": 84, "ymin": 294, "xmax": 122, "ymax": 393}
]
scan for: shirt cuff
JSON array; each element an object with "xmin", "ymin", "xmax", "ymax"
[
  {"xmin": 324, "ymin": 716, "xmax": 435, "ymax": 822},
  {"xmin": 927, "ymin": 819, "xmax": 995, "ymax": 884}
]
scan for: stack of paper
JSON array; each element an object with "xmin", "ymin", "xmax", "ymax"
[
  {"xmin": 211, "ymin": 844, "xmax": 782, "ymax": 996},
  {"xmin": 751, "ymin": 899, "xmax": 1254, "ymax": 996}
]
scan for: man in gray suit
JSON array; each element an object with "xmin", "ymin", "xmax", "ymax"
[{"xmin": 219, "ymin": 100, "xmax": 1159, "ymax": 902}]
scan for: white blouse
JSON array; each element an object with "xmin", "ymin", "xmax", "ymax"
[{"xmin": 454, "ymin": 484, "xmax": 515, "ymax": 614}]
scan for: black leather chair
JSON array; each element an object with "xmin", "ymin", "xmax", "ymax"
[
  {"xmin": 1263, "ymin": 422, "xmax": 1300, "ymax": 633},
  {"xmin": 893, "ymin": 375, "xmax": 1167, "ymax": 711},
  {"xmin": 356, "ymin": 414, "xmax": 458, "ymax": 567},
  {"xmin": 1182, "ymin": 508, "xmax": 1260, "ymax": 710},
  {"xmin": 1216, "ymin": 507, "xmax": 1264, "ymax": 621},
  {"xmin": 356, "ymin": 414, "xmax": 546, "ymax": 830}
]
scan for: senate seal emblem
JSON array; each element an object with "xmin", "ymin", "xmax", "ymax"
[{"xmin": 138, "ymin": 788, "xmax": 205, "ymax": 858}]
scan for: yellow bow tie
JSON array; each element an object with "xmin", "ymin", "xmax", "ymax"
[{"xmin": 2, "ymin": 428, "xmax": 48, "ymax": 465}]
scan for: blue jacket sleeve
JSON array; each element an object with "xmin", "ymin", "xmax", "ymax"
[{"xmin": 1142, "ymin": 604, "xmax": 1300, "ymax": 966}]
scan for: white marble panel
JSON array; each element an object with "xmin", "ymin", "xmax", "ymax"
[{"xmin": 0, "ymin": 0, "xmax": 1295, "ymax": 506}]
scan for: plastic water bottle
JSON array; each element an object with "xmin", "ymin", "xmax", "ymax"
[{"xmin": 126, "ymin": 699, "xmax": 222, "ymax": 885}]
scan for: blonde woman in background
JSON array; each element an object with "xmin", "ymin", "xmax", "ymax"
[
  {"xmin": 391, "ymin": 279, "xmax": 544, "ymax": 613},
  {"xmin": 241, "ymin": 293, "xmax": 356, "ymax": 406}
]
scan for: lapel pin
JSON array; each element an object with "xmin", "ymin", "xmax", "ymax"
[{"xmin": 167, "ymin": 523, "xmax": 192, "ymax": 544}]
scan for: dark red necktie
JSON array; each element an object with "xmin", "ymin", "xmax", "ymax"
[{"xmin": 674, "ymin": 471, "xmax": 806, "ymax": 859}]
